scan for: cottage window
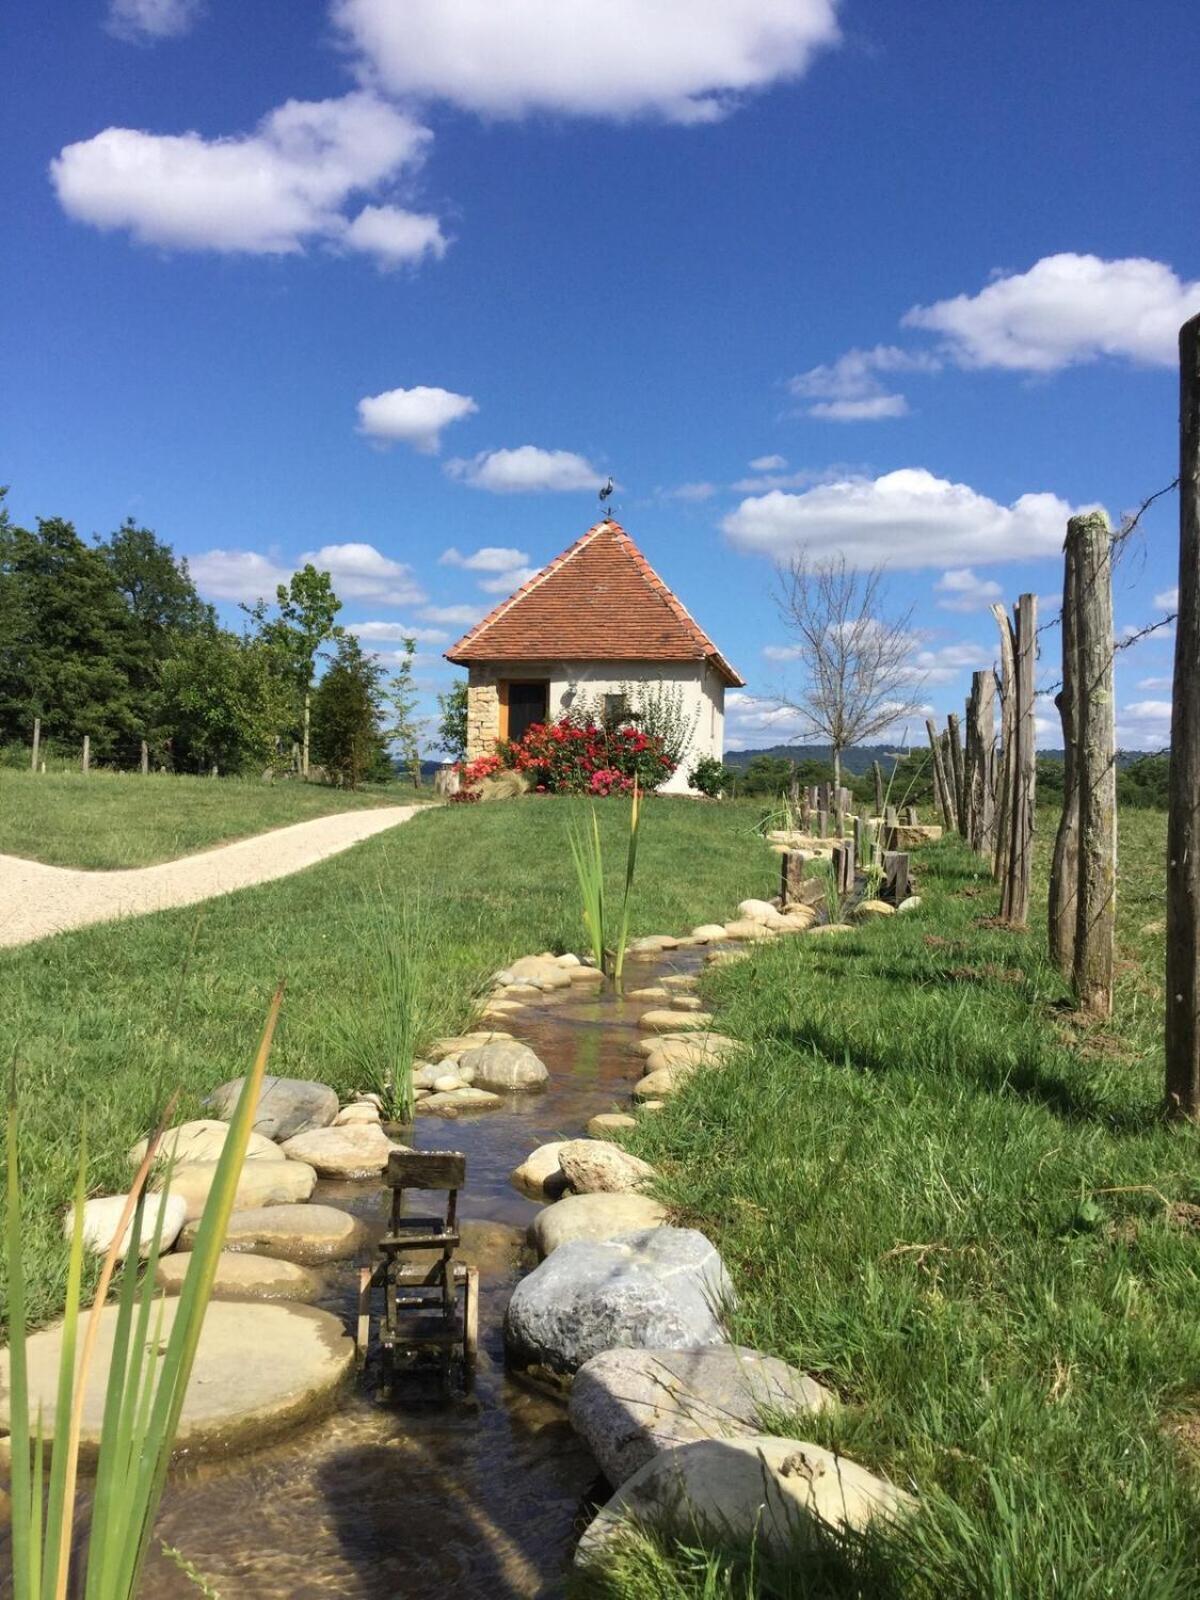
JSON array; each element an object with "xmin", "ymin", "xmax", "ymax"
[{"xmin": 603, "ymin": 693, "xmax": 631, "ymax": 728}]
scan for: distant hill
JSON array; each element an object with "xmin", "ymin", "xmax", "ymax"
[{"xmin": 723, "ymin": 744, "xmax": 1161, "ymax": 772}]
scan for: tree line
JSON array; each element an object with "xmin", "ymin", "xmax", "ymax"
[{"xmin": 0, "ymin": 490, "xmax": 421, "ymax": 787}]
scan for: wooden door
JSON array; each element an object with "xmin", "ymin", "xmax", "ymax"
[{"xmin": 504, "ymin": 680, "xmax": 549, "ymax": 742}]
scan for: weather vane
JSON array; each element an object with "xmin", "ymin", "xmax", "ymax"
[{"xmin": 598, "ymin": 476, "xmax": 614, "ymax": 516}]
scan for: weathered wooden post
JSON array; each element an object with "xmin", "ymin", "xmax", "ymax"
[
  {"xmin": 991, "ymin": 609, "xmax": 1017, "ymax": 885},
  {"xmin": 965, "ymin": 670, "xmax": 996, "ymax": 856},
  {"xmin": 883, "ymin": 851, "xmax": 910, "ymax": 903},
  {"xmin": 1000, "ymin": 595, "xmax": 1038, "ymax": 926},
  {"xmin": 82, "ymin": 734, "xmax": 90, "ymax": 774},
  {"xmin": 816, "ymin": 808, "xmax": 828, "ymax": 839},
  {"xmin": 1049, "ymin": 520, "xmax": 1082, "ymax": 977},
  {"xmin": 140, "ymin": 738, "xmax": 150, "ymax": 776},
  {"xmin": 1072, "ymin": 511, "xmax": 1116, "ymax": 1016},
  {"xmin": 926, "ymin": 718, "xmax": 955, "ymax": 831},
  {"xmin": 946, "ymin": 712, "xmax": 967, "ymax": 838},
  {"xmin": 872, "ymin": 760, "xmax": 884, "ymax": 817},
  {"xmin": 31, "ymin": 718, "xmax": 40, "ymax": 772},
  {"xmin": 854, "ymin": 813, "xmax": 868, "ymax": 870},
  {"xmin": 1167, "ymin": 313, "xmax": 1200, "ymax": 1116}
]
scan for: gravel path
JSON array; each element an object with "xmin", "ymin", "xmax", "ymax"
[{"xmin": 0, "ymin": 805, "xmax": 423, "ymax": 948}]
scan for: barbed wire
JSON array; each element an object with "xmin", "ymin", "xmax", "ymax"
[{"xmin": 1037, "ymin": 611, "xmax": 1177, "ymax": 698}]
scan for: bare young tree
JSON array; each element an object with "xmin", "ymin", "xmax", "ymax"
[{"xmin": 773, "ymin": 555, "xmax": 925, "ymax": 789}]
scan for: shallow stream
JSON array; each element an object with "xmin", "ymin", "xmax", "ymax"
[{"xmin": 135, "ymin": 946, "xmax": 706, "ymax": 1599}]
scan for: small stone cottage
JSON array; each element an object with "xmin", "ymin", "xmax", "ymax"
[{"xmin": 444, "ymin": 518, "xmax": 744, "ymax": 793}]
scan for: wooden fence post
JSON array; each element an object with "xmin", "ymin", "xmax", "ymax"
[
  {"xmin": 82, "ymin": 735, "xmax": 90, "ymax": 774},
  {"xmin": 1000, "ymin": 595, "xmax": 1038, "ymax": 926},
  {"xmin": 946, "ymin": 712, "xmax": 967, "ymax": 838},
  {"xmin": 965, "ymin": 670, "xmax": 996, "ymax": 856},
  {"xmin": 883, "ymin": 851, "xmax": 910, "ymax": 903},
  {"xmin": 1168, "ymin": 311, "xmax": 1200, "ymax": 1115},
  {"xmin": 140, "ymin": 738, "xmax": 150, "ymax": 776},
  {"xmin": 926, "ymin": 718, "xmax": 955, "ymax": 831},
  {"xmin": 872, "ymin": 760, "xmax": 884, "ymax": 817},
  {"xmin": 1049, "ymin": 520, "xmax": 1082, "ymax": 977},
  {"xmin": 1072, "ymin": 511, "xmax": 1116, "ymax": 1016},
  {"xmin": 31, "ymin": 718, "xmax": 41, "ymax": 772},
  {"xmin": 991, "ymin": 610, "xmax": 1017, "ymax": 885}
]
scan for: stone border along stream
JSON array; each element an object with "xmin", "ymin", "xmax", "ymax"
[
  {"xmin": 2, "ymin": 865, "xmax": 924, "ymax": 1580},
  {"xmin": 0, "ymin": 804, "xmax": 424, "ymax": 947}
]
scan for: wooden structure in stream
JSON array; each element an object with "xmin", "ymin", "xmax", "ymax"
[{"xmin": 358, "ymin": 1148, "xmax": 479, "ymax": 1393}]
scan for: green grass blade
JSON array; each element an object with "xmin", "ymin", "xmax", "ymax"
[
  {"xmin": 6, "ymin": 1068, "xmax": 35, "ymax": 1600},
  {"xmin": 40, "ymin": 1133, "xmax": 87, "ymax": 1600},
  {"xmin": 612, "ymin": 781, "xmax": 642, "ymax": 989}
]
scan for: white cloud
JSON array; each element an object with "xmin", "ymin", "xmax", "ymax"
[
  {"xmin": 935, "ymin": 567, "xmax": 1004, "ymax": 612},
  {"xmin": 341, "ymin": 204, "xmax": 447, "ymax": 267},
  {"xmin": 357, "ymin": 385, "xmax": 477, "ymax": 453},
  {"xmin": 479, "ymin": 566, "xmax": 539, "ymax": 593},
  {"xmin": 349, "ymin": 620, "xmax": 449, "ymax": 644},
  {"xmin": 446, "ymin": 446, "xmax": 606, "ymax": 494},
  {"xmin": 724, "ymin": 692, "xmax": 808, "ymax": 742},
  {"xmin": 1137, "ymin": 676, "xmax": 1173, "ymax": 690},
  {"xmin": 789, "ymin": 345, "xmax": 937, "ymax": 422},
  {"xmin": 51, "ymin": 92, "xmax": 442, "ymax": 263},
  {"xmin": 903, "ymin": 254, "xmax": 1200, "ymax": 372},
  {"xmin": 1155, "ymin": 586, "xmax": 1180, "ymax": 610},
  {"xmin": 1118, "ymin": 699, "xmax": 1173, "ymax": 749},
  {"xmin": 730, "ymin": 466, "xmax": 839, "ymax": 493},
  {"xmin": 662, "ymin": 481, "xmax": 719, "ymax": 502},
  {"xmin": 749, "ymin": 454, "xmax": 787, "ymax": 472},
  {"xmin": 421, "ymin": 602, "xmax": 486, "ymax": 626},
  {"xmin": 902, "ymin": 641, "xmax": 993, "ymax": 687},
  {"xmin": 440, "ymin": 545, "xmax": 531, "ymax": 572},
  {"xmin": 188, "ymin": 549, "xmax": 292, "ymax": 603},
  {"xmin": 334, "ymin": 0, "xmax": 841, "ymax": 124},
  {"xmin": 298, "ymin": 543, "xmax": 426, "ymax": 606},
  {"xmin": 723, "ymin": 467, "xmax": 1082, "ymax": 569},
  {"xmin": 107, "ymin": 0, "xmax": 201, "ymax": 42}
]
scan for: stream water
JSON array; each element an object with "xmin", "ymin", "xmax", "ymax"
[{"xmin": 132, "ymin": 947, "xmax": 706, "ymax": 1600}]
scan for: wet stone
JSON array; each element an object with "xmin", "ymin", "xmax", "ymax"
[
  {"xmin": 416, "ymin": 1086, "xmax": 504, "ymax": 1116},
  {"xmin": 0, "ymin": 1300, "xmax": 354, "ymax": 1459},
  {"xmin": 587, "ymin": 1112, "xmax": 638, "ymax": 1137},
  {"xmin": 638, "ymin": 1009, "xmax": 715, "ymax": 1034},
  {"xmin": 460, "ymin": 1040, "xmax": 549, "ymax": 1091},
  {"xmin": 179, "ymin": 1203, "xmax": 369, "ymax": 1265},
  {"xmin": 154, "ymin": 1250, "xmax": 325, "ymax": 1303},
  {"xmin": 530, "ymin": 1192, "xmax": 670, "ymax": 1257},
  {"xmin": 280, "ymin": 1123, "xmax": 398, "ymax": 1179}
]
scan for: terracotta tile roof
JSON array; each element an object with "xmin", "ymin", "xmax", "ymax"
[{"xmin": 444, "ymin": 519, "xmax": 744, "ymax": 687}]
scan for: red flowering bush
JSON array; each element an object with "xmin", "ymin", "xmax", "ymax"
[{"xmin": 454, "ymin": 717, "xmax": 674, "ymax": 798}]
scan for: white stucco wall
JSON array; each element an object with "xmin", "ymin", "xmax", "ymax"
[{"xmin": 466, "ymin": 659, "xmax": 727, "ymax": 793}]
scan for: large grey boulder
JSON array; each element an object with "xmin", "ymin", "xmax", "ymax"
[
  {"xmin": 530, "ymin": 1192, "xmax": 668, "ymax": 1257},
  {"xmin": 569, "ymin": 1345, "xmax": 836, "ymax": 1487},
  {"xmin": 205, "ymin": 1075, "xmax": 339, "ymax": 1141},
  {"xmin": 459, "ymin": 1040, "xmax": 549, "ymax": 1091},
  {"xmin": 575, "ymin": 1435, "xmax": 914, "ymax": 1570},
  {"xmin": 505, "ymin": 1227, "xmax": 732, "ymax": 1379}
]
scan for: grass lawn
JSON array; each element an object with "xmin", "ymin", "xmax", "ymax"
[
  {"xmin": 0, "ymin": 795, "xmax": 774, "ymax": 1330},
  {"xmin": 0, "ymin": 767, "xmax": 414, "ymax": 869},
  {"xmin": 586, "ymin": 807, "xmax": 1200, "ymax": 1599}
]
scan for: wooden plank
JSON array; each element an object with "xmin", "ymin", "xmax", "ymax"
[
  {"xmin": 1168, "ymin": 311, "xmax": 1200, "ymax": 1116},
  {"xmin": 883, "ymin": 851, "xmax": 909, "ymax": 903},
  {"xmin": 387, "ymin": 1149, "xmax": 466, "ymax": 1190},
  {"xmin": 1072, "ymin": 513, "xmax": 1116, "ymax": 1015}
]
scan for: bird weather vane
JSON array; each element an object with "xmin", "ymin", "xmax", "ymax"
[{"xmin": 598, "ymin": 476, "xmax": 614, "ymax": 517}]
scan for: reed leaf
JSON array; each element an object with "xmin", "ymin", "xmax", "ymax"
[{"xmin": 611, "ymin": 780, "xmax": 642, "ymax": 991}]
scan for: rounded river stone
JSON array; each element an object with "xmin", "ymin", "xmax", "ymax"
[{"xmin": 178, "ymin": 1203, "xmax": 368, "ymax": 1264}]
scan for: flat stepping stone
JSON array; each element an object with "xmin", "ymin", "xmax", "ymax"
[
  {"xmin": 154, "ymin": 1250, "xmax": 324, "ymax": 1302},
  {"xmin": 568, "ymin": 966, "xmax": 606, "ymax": 985},
  {"xmin": 428, "ymin": 1031, "xmax": 514, "ymax": 1062},
  {"xmin": 587, "ymin": 1112, "xmax": 638, "ymax": 1137},
  {"xmin": 626, "ymin": 936, "xmax": 679, "ymax": 956},
  {"xmin": 69, "ymin": 1192, "xmax": 187, "ymax": 1260},
  {"xmin": 661, "ymin": 975, "xmax": 698, "ymax": 991},
  {"xmin": 557, "ymin": 1140, "xmax": 656, "ymax": 1196},
  {"xmin": 129, "ymin": 1119, "xmax": 284, "ymax": 1168},
  {"xmin": 493, "ymin": 956, "xmax": 572, "ymax": 990},
  {"xmin": 279, "ymin": 1123, "xmax": 397, "ymax": 1179},
  {"xmin": 807, "ymin": 922, "xmax": 855, "ymax": 935},
  {"xmin": 178, "ymin": 1203, "xmax": 368, "ymax": 1264},
  {"xmin": 723, "ymin": 920, "xmax": 776, "ymax": 941},
  {"xmin": 627, "ymin": 986, "xmax": 670, "ymax": 1002},
  {"xmin": 669, "ymin": 996, "xmax": 705, "ymax": 1012},
  {"xmin": 690, "ymin": 925, "xmax": 728, "ymax": 942},
  {"xmin": 416, "ymin": 1086, "xmax": 503, "ymax": 1116},
  {"xmin": 645, "ymin": 1035, "xmax": 739, "ymax": 1075},
  {"xmin": 570, "ymin": 1345, "xmax": 836, "ymax": 1487},
  {"xmin": 156, "ymin": 1157, "xmax": 316, "ymax": 1220},
  {"xmin": 638, "ymin": 1010, "xmax": 714, "ymax": 1034},
  {"xmin": 205, "ymin": 1076, "xmax": 339, "ymax": 1141},
  {"xmin": 530, "ymin": 1192, "xmax": 668, "ymax": 1257},
  {"xmin": 0, "ymin": 1300, "xmax": 353, "ymax": 1459}
]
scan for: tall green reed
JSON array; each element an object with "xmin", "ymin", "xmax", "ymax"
[
  {"xmin": 5, "ymin": 983, "xmax": 283, "ymax": 1600},
  {"xmin": 567, "ymin": 782, "xmax": 642, "ymax": 990}
]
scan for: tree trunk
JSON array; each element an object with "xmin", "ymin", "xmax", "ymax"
[
  {"xmin": 1072, "ymin": 512, "xmax": 1116, "ymax": 1016},
  {"xmin": 1049, "ymin": 520, "xmax": 1082, "ymax": 978},
  {"xmin": 833, "ymin": 746, "xmax": 842, "ymax": 794},
  {"xmin": 991, "ymin": 608, "xmax": 1017, "ymax": 885},
  {"xmin": 1167, "ymin": 313, "xmax": 1200, "ymax": 1116}
]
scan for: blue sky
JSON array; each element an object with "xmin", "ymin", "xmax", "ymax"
[{"xmin": 3, "ymin": 0, "xmax": 1196, "ymax": 753}]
